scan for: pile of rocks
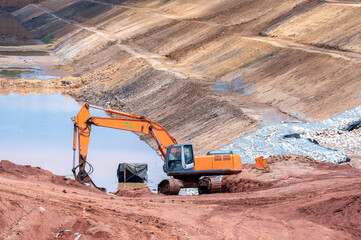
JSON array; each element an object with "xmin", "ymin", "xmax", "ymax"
[{"xmin": 221, "ymin": 105, "xmax": 361, "ymax": 164}]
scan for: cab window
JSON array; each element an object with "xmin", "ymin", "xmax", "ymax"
[
  {"xmin": 184, "ymin": 145, "xmax": 194, "ymax": 165},
  {"xmin": 168, "ymin": 147, "xmax": 181, "ymax": 168}
]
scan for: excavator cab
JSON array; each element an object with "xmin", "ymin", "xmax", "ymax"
[
  {"xmin": 160, "ymin": 144, "xmax": 238, "ymax": 195},
  {"xmin": 164, "ymin": 144, "xmax": 195, "ymax": 174}
]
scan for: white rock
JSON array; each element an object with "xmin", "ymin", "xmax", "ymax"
[{"xmin": 39, "ymin": 206, "xmax": 45, "ymax": 213}]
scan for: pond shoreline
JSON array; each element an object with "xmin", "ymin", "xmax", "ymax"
[{"xmin": 0, "ymin": 43, "xmax": 69, "ymax": 80}]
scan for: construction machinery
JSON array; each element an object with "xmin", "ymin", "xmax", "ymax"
[
  {"xmin": 72, "ymin": 103, "xmax": 242, "ymax": 195},
  {"xmin": 255, "ymin": 156, "xmax": 271, "ymax": 172}
]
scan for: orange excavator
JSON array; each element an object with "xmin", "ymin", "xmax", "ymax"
[{"xmin": 72, "ymin": 103, "xmax": 243, "ymax": 195}]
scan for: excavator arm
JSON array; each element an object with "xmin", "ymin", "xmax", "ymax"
[
  {"xmin": 72, "ymin": 103, "xmax": 177, "ymax": 190},
  {"xmin": 89, "ymin": 117, "xmax": 177, "ymax": 158}
]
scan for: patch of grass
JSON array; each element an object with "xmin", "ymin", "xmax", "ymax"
[
  {"xmin": 41, "ymin": 34, "xmax": 55, "ymax": 43},
  {"xmin": 163, "ymin": 0, "xmax": 171, "ymax": 3}
]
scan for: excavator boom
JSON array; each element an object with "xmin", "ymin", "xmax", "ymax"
[
  {"xmin": 72, "ymin": 103, "xmax": 177, "ymax": 189},
  {"xmin": 89, "ymin": 117, "xmax": 177, "ymax": 158}
]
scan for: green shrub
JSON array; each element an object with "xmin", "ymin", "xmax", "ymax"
[{"xmin": 41, "ymin": 34, "xmax": 55, "ymax": 43}]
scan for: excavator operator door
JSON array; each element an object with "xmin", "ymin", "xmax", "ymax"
[{"xmin": 164, "ymin": 144, "xmax": 195, "ymax": 175}]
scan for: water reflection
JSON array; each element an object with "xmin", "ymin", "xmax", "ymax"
[
  {"xmin": 0, "ymin": 67, "xmax": 35, "ymax": 79},
  {"xmin": 0, "ymin": 51, "xmax": 49, "ymax": 56},
  {"xmin": 0, "ymin": 93, "xmax": 167, "ymax": 192},
  {"xmin": 0, "ymin": 67, "xmax": 61, "ymax": 79}
]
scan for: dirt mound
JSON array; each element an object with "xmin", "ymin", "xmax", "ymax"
[
  {"xmin": 299, "ymin": 195, "xmax": 361, "ymax": 238},
  {"xmin": 112, "ymin": 187, "xmax": 156, "ymax": 198},
  {"xmin": 0, "ymin": 160, "xmax": 54, "ymax": 177},
  {"xmin": 222, "ymin": 176, "xmax": 273, "ymax": 193},
  {"xmin": 0, "ymin": 160, "xmax": 87, "ymax": 189},
  {"xmin": 56, "ymin": 219, "xmax": 115, "ymax": 240},
  {"xmin": 221, "ymin": 155, "xmax": 321, "ymax": 193},
  {"xmin": 265, "ymin": 154, "xmax": 320, "ymax": 165}
]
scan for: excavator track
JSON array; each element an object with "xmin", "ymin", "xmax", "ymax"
[
  {"xmin": 198, "ymin": 177, "xmax": 222, "ymax": 194},
  {"xmin": 158, "ymin": 179, "xmax": 181, "ymax": 195}
]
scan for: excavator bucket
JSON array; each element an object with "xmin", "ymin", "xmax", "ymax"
[{"xmin": 255, "ymin": 156, "xmax": 271, "ymax": 172}]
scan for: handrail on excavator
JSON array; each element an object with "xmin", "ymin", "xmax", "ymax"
[{"xmin": 88, "ymin": 104, "xmax": 148, "ymax": 120}]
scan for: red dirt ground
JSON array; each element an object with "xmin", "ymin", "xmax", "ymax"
[
  {"xmin": 112, "ymin": 187, "xmax": 157, "ymax": 198},
  {"xmin": 1, "ymin": 155, "xmax": 361, "ymax": 239}
]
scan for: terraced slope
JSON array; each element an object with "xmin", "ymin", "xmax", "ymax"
[
  {"xmin": 9, "ymin": 0, "xmax": 361, "ymax": 154},
  {"xmin": 0, "ymin": 0, "xmax": 45, "ymax": 8},
  {"xmin": 267, "ymin": 1, "xmax": 361, "ymax": 53}
]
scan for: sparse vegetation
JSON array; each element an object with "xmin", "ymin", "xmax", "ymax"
[{"xmin": 41, "ymin": 34, "xmax": 54, "ymax": 43}]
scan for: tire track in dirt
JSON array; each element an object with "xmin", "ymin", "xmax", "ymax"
[
  {"xmin": 244, "ymin": 36, "xmax": 361, "ymax": 63},
  {"xmin": 31, "ymin": 2, "xmax": 207, "ymax": 80},
  {"xmin": 325, "ymin": 0, "xmax": 361, "ymax": 7}
]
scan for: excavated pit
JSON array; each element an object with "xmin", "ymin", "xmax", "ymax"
[{"xmin": 1, "ymin": 0, "xmax": 361, "ymax": 239}]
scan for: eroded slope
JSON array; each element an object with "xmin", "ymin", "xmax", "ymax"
[{"xmin": 6, "ymin": 0, "xmax": 361, "ymax": 154}]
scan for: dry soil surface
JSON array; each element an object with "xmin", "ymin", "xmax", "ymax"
[{"xmin": 1, "ymin": 155, "xmax": 361, "ymax": 240}]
